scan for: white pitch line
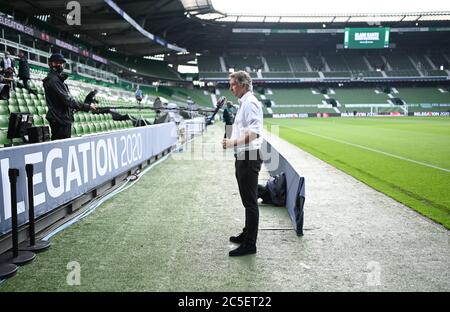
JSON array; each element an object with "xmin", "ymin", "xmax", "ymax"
[{"xmin": 286, "ymin": 127, "xmax": 450, "ymax": 173}]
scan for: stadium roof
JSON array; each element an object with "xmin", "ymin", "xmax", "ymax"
[
  {"xmin": 191, "ymin": 0, "xmax": 450, "ymax": 23},
  {"xmin": 1, "ymin": 0, "xmax": 450, "ymax": 59},
  {"xmin": 211, "ymin": 0, "xmax": 450, "ymax": 16}
]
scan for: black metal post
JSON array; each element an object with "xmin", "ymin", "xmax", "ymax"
[
  {"xmin": 19, "ymin": 164, "xmax": 51, "ymax": 252},
  {"xmin": 10, "ymin": 168, "xmax": 19, "ymax": 259},
  {"xmin": 0, "ymin": 168, "xmax": 35, "ymax": 265},
  {"xmin": 26, "ymin": 164, "xmax": 36, "ymax": 246}
]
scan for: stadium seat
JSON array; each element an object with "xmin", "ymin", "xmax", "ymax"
[
  {"xmin": 28, "ymin": 106, "xmax": 38, "ymax": 115},
  {"xmin": 19, "ymin": 105, "xmax": 30, "ymax": 113},
  {"xmin": 8, "ymin": 105, "xmax": 19, "ymax": 113},
  {"xmin": 81, "ymin": 124, "xmax": 89, "ymax": 134},
  {"xmin": 88, "ymin": 123, "xmax": 95, "ymax": 134},
  {"xmin": 0, "ymin": 115, "xmax": 9, "ymax": 129},
  {"xmin": 37, "ymin": 106, "xmax": 46, "ymax": 115},
  {"xmin": 0, "ymin": 129, "xmax": 9, "ymax": 146},
  {"xmin": 0, "ymin": 103, "xmax": 9, "ymax": 115},
  {"xmin": 8, "ymin": 98, "xmax": 18, "ymax": 106},
  {"xmin": 73, "ymin": 124, "xmax": 81, "ymax": 136}
]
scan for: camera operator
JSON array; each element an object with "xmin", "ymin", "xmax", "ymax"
[{"xmin": 43, "ymin": 53, "xmax": 96, "ymax": 140}]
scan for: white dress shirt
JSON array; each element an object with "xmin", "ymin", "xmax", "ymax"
[{"xmin": 230, "ymin": 91, "xmax": 263, "ymax": 154}]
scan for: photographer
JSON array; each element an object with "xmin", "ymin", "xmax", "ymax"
[{"xmin": 43, "ymin": 53, "xmax": 96, "ymax": 140}]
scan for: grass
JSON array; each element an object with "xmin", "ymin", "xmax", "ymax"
[{"xmin": 265, "ymin": 117, "xmax": 450, "ymax": 229}]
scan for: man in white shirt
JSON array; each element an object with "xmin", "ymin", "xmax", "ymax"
[{"xmin": 222, "ymin": 71, "xmax": 263, "ymax": 257}]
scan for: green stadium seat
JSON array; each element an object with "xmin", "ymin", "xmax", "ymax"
[
  {"xmin": 33, "ymin": 115, "xmax": 44, "ymax": 126},
  {"xmin": 78, "ymin": 113, "xmax": 86, "ymax": 122},
  {"xmin": 71, "ymin": 125, "xmax": 77, "ymax": 137},
  {"xmin": 8, "ymin": 98, "xmax": 18, "ymax": 106},
  {"xmin": 84, "ymin": 113, "xmax": 92, "ymax": 122},
  {"xmin": 40, "ymin": 99, "xmax": 46, "ymax": 106},
  {"xmin": 0, "ymin": 103, "xmax": 9, "ymax": 115},
  {"xmin": 0, "ymin": 129, "xmax": 9, "ymax": 146},
  {"xmin": 28, "ymin": 106, "xmax": 38, "ymax": 115},
  {"xmin": 8, "ymin": 105, "xmax": 19, "ymax": 113},
  {"xmin": 37, "ymin": 106, "xmax": 46, "ymax": 115},
  {"xmin": 88, "ymin": 123, "xmax": 95, "ymax": 134},
  {"xmin": 19, "ymin": 105, "xmax": 29, "ymax": 113},
  {"xmin": 74, "ymin": 114, "xmax": 80, "ymax": 122},
  {"xmin": 0, "ymin": 115, "xmax": 9, "ymax": 129},
  {"xmin": 74, "ymin": 124, "xmax": 83, "ymax": 136},
  {"xmin": 34, "ymin": 99, "xmax": 41, "ymax": 106},
  {"xmin": 17, "ymin": 99, "xmax": 26, "ymax": 106},
  {"xmin": 81, "ymin": 123, "xmax": 89, "ymax": 134}
]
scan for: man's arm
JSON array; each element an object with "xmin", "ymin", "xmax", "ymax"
[
  {"xmin": 223, "ymin": 130, "xmax": 258, "ymax": 149},
  {"xmin": 50, "ymin": 78, "xmax": 95, "ymax": 112}
]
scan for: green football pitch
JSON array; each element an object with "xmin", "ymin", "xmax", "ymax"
[{"xmin": 265, "ymin": 117, "xmax": 450, "ymax": 229}]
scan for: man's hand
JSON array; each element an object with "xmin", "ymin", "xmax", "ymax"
[
  {"xmin": 90, "ymin": 103, "xmax": 97, "ymax": 111},
  {"xmin": 222, "ymin": 138, "xmax": 235, "ymax": 149}
]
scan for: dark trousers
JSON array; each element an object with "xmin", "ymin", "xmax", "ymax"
[
  {"xmin": 235, "ymin": 150, "xmax": 262, "ymax": 246},
  {"xmin": 49, "ymin": 121, "xmax": 71, "ymax": 140},
  {"xmin": 19, "ymin": 78, "xmax": 37, "ymax": 95}
]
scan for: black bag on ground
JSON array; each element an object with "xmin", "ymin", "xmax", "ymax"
[{"xmin": 258, "ymin": 172, "xmax": 287, "ymax": 206}]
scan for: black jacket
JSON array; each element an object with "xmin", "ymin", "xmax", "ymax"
[
  {"xmin": 43, "ymin": 69, "xmax": 91, "ymax": 125},
  {"xmin": 18, "ymin": 56, "xmax": 30, "ymax": 79}
]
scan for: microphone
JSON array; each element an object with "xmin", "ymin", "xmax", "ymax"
[
  {"xmin": 216, "ymin": 96, "xmax": 227, "ymax": 109},
  {"xmin": 206, "ymin": 96, "xmax": 227, "ymax": 125}
]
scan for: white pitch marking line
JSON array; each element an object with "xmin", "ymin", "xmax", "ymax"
[{"xmin": 287, "ymin": 127, "xmax": 450, "ymax": 173}]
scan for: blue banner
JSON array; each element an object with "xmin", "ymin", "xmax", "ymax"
[{"xmin": 0, "ymin": 123, "xmax": 177, "ymax": 235}]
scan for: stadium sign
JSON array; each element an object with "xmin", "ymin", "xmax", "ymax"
[
  {"xmin": 344, "ymin": 27, "xmax": 390, "ymax": 49},
  {"xmin": 272, "ymin": 113, "xmax": 309, "ymax": 119},
  {"xmin": 0, "ymin": 123, "xmax": 177, "ymax": 235},
  {"xmin": 413, "ymin": 112, "xmax": 450, "ymax": 117}
]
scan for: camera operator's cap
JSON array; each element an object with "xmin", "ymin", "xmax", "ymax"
[{"xmin": 49, "ymin": 53, "xmax": 66, "ymax": 63}]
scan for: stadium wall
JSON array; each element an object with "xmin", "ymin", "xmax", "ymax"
[{"xmin": 0, "ymin": 123, "xmax": 178, "ymax": 238}]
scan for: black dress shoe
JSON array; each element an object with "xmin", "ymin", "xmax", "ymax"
[
  {"xmin": 229, "ymin": 244, "xmax": 256, "ymax": 257},
  {"xmin": 229, "ymin": 232, "xmax": 246, "ymax": 244}
]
